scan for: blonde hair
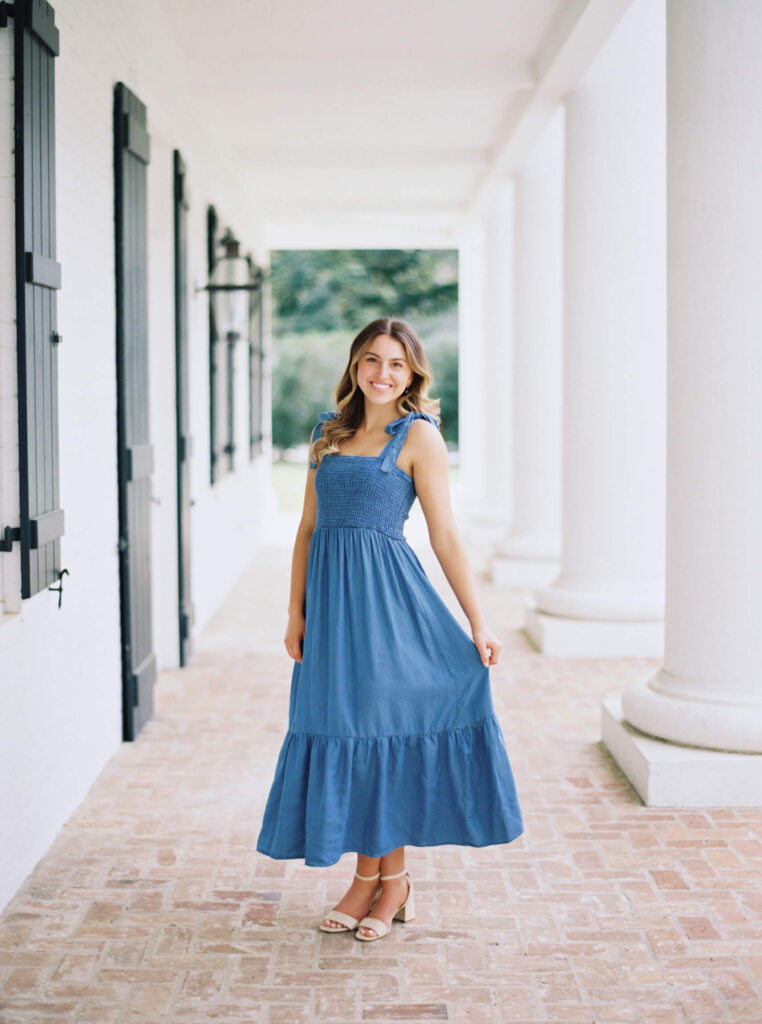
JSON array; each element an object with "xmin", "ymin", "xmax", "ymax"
[{"xmin": 310, "ymin": 317, "xmax": 441, "ymax": 470}]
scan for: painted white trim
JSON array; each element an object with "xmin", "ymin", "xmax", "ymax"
[{"xmin": 467, "ymin": 0, "xmax": 635, "ymax": 218}]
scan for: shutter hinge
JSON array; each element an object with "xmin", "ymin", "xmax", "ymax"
[
  {"xmin": 48, "ymin": 568, "xmax": 69, "ymax": 609},
  {"xmin": 0, "ymin": 3, "xmax": 16, "ymax": 29},
  {"xmin": 0, "ymin": 526, "xmax": 20, "ymax": 552}
]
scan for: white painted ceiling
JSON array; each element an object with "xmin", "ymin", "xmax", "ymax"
[{"xmin": 164, "ymin": 0, "xmax": 630, "ymax": 244}]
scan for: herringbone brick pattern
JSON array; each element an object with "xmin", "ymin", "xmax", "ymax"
[{"xmin": 1, "ymin": 539, "xmax": 761, "ymax": 1024}]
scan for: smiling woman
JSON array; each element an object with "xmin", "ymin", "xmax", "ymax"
[
  {"xmin": 309, "ymin": 320, "xmax": 439, "ymax": 467},
  {"xmin": 268, "ymin": 249, "xmax": 460, "ymax": 452},
  {"xmin": 256, "ymin": 316, "xmax": 524, "ymax": 942}
]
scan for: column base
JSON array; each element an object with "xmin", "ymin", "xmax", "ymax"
[
  {"xmin": 622, "ymin": 672, "xmax": 762, "ymax": 754},
  {"xmin": 492, "ymin": 554, "xmax": 560, "ymax": 588},
  {"xmin": 464, "ymin": 510, "xmax": 512, "ymax": 545},
  {"xmin": 491, "ymin": 535, "xmax": 560, "ymax": 588},
  {"xmin": 455, "ymin": 500, "xmax": 512, "ymax": 574},
  {"xmin": 601, "ymin": 696, "xmax": 762, "ymax": 806},
  {"xmin": 524, "ymin": 593, "xmax": 664, "ymax": 656}
]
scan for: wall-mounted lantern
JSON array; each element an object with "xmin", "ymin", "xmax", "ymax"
[{"xmin": 198, "ymin": 227, "xmax": 265, "ymax": 341}]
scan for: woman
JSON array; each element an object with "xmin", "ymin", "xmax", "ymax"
[{"xmin": 256, "ymin": 317, "xmax": 524, "ymax": 941}]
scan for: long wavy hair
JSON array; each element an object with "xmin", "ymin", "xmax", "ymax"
[{"xmin": 310, "ymin": 317, "xmax": 441, "ymax": 470}]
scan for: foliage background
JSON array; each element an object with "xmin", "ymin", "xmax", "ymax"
[{"xmin": 269, "ymin": 249, "xmax": 459, "ymax": 450}]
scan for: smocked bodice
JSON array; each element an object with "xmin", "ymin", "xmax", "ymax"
[{"xmin": 310, "ymin": 410, "xmax": 438, "ymax": 539}]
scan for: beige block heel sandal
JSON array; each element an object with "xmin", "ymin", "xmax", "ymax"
[
  {"xmin": 355, "ymin": 868, "xmax": 415, "ymax": 941},
  {"xmin": 319, "ymin": 870, "xmax": 382, "ymax": 932}
]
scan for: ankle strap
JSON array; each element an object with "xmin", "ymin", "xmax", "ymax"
[
  {"xmin": 379, "ymin": 868, "xmax": 407, "ymax": 880},
  {"xmin": 354, "ymin": 870, "xmax": 381, "ymax": 881}
]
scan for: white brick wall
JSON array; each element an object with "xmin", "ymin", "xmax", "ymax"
[{"xmin": 0, "ymin": 0, "xmax": 274, "ymax": 912}]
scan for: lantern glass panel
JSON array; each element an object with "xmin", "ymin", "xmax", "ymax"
[{"xmin": 210, "ymin": 254, "xmax": 251, "ymax": 340}]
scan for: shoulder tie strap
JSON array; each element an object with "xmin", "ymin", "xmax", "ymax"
[
  {"xmin": 309, "ymin": 410, "xmax": 337, "ymax": 468},
  {"xmin": 379, "ymin": 410, "xmax": 439, "ymax": 474}
]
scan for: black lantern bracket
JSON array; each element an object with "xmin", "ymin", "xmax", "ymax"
[{"xmin": 195, "ymin": 228, "xmax": 267, "ymax": 297}]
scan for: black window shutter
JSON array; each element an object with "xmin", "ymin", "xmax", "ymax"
[
  {"xmin": 11, "ymin": 0, "xmax": 65, "ymax": 599},
  {"xmin": 208, "ymin": 206, "xmax": 221, "ymax": 483},
  {"xmin": 247, "ymin": 253, "xmax": 264, "ymax": 459},
  {"xmin": 207, "ymin": 205, "xmax": 235, "ymax": 484},
  {"xmin": 114, "ymin": 81, "xmax": 156, "ymax": 740},
  {"xmin": 173, "ymin": 149, "xmax": 194, "ymax": 665}
]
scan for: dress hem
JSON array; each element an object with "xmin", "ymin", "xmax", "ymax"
[
  {"xmin": 256, "ymin": 711, "xmax": 524, "ymax": 865},
  {"xmin": 256, "ymin": 828, "xmax": 525, "ymax": 869}
]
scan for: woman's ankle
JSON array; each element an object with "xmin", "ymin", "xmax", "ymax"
[{"xmin": 356, "ymin": 856, "xmax": 381, "ymax": 880}]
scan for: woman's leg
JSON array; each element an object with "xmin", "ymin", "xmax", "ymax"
[
  {"xmin": 356, "ymin": 845, "xmax": 410, "ymax": 939},
  {"xmin": 320, "ymin": 852, "xmax": 382, "ymax": 930}
]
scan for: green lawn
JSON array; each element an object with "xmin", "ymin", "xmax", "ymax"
[{"xmin": 272, "ymin": 460, "xmax": 311, "ymax": 514}]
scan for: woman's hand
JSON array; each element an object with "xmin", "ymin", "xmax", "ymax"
[
  {"xmin": 472, "ymin": 623, "xmax": 502, "ymax": 667},
  {"xmin": 284, "ymin": 610, "xmax": 306, "ymax": 663}
]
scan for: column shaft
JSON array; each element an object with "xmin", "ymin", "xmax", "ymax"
[
  {"xmin": 492, "ymin": 109, "xmax": 563, "ymax": 587},
  {"xmin": 621, "ymin": 0, "xmax": 762, "ymax": 754},
  {"xmin": 528, "ymin": 0, "xmax": 667, "ymax": 654}
]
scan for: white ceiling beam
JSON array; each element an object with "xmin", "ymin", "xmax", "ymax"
[
  {"xmin": 233, "ymin": 144, "xmax": 491, "ymax": 170},
  {"xmin": 467, "ymin": 0, "xmax": 635, "ymax": 218},
  {"xmin": 189, "ymin": 55, "xmax": 536, "ymax": 92},
  {"xmin": 259, "ymin": 197, "xmax": 465, "ymax": 219},
  {"xmin": 264, "ymin": 222, "xmax": 459, "ymax": 250}
]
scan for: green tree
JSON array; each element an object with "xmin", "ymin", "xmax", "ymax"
[
  {"xmin": 270, "ymin": 250, "xmax": 459, "ymax": 449},
  {"xmin": 272, "ymin": 249, "xmax": 458, "ymax": 334}
]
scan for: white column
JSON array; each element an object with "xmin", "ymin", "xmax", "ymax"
[
  {"xmin": 525, "ymin": 0, "xmax": 667, "ymax": 656},
  {"xmin": 603, "ymin": 1, "xmax": 762, "ymax": 803},
  {"xmin": 454, "ymin": 217, "xmax": 487, "ymax": 536},
  {"xmin": 452, "ymin": 212, "xmax": 505, "ymax": 577},
  {"xmin": 466, "ymin": 179, "xmax": 514, "ymax": 547},
  {"xmin": 492, "ymin": 108, "xmax": 564, "ymax": 589}
]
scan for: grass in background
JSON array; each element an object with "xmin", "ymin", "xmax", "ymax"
[{"xmin": 272, "ymin": 461, "xmax": 310, "ymax": 515}]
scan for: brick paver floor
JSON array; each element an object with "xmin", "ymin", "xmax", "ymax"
[{"xmin": 1, "ymin": 533, "xmax": 761, "ymax": 1024}]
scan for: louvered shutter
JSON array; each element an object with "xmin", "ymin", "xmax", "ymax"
[
  {"xmin": 114, "ymin": 81, "xmax": 156, "ymax": 740},
  {"xmin": 174, "ymin": 150, "xmax": 194, "ymax": 665},
  {"xmin": 11, "ymin": 0, "xmax": 65, "ymax": 599},
  {"xmin": 248, "ymin": 253, "xmax": 264, "ymax": 459}
]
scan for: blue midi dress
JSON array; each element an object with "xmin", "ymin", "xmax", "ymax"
[{"xmin": 256, "ymin": 409, "xmax": 524, "ymax": 866}]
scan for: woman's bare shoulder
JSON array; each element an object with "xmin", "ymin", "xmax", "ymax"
[
  {"xmin": 398, "ymin": 416, "xmax": 446, "ymax": 476},
  {"xmin": 408, "ymin": 416, "xmax": 444, "ymax": 447}
]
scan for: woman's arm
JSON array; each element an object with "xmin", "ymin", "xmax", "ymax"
[
  {"xmin": 284, "ymin": 465, "xmax": 318, "ymax": 663},
  {"xmin": 409, "ymin": 420, "xmax": 503, "ymax": 667}
]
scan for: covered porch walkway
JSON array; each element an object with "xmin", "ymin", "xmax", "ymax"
[{"xmin": 1, "ymin": 535, "xmax": 760, "ymax": 1023}]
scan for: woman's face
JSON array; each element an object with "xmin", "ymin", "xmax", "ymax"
[{"xmin": 355, "ymin": 334, "xmax": 413, "ymax": 409}]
